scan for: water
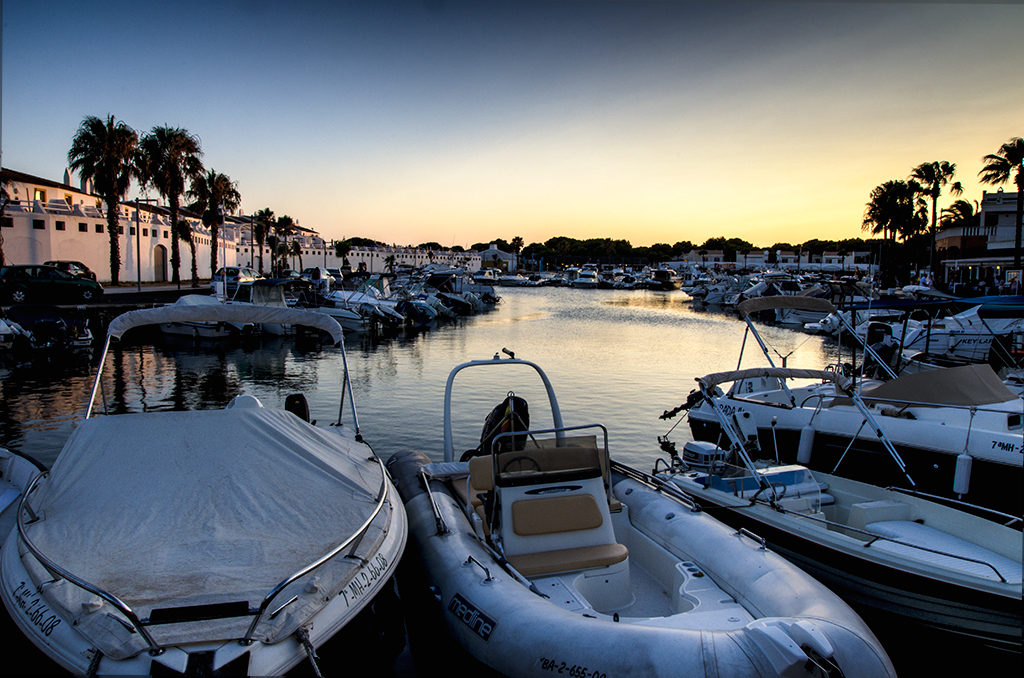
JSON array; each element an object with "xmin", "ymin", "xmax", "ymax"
[{"xmin": 0, "ymin": 287, "xmax": 836, "ymax": 470}]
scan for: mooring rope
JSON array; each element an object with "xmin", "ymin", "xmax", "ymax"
[
  {"xmin": 86, "ymin": 648, "xmax": 103, "ymax": 678},
  {"xmin": 295, "ymin": 626, "xmax": 323, "ymax": 678}
]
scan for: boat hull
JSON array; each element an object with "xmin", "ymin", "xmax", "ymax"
[{"xmin": 389, "ymin": 450, "xmax": 895, "ymax": 678}]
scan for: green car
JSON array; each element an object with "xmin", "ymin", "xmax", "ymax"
[{"xmin": 0, "ymin": 265, "xmax": 104, "ymax": 304}]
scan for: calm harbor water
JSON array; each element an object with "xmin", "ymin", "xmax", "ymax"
[
  {"xmin": 0, "ymin": 287, "xmax": 990, "ymax": 675},
  {"xmin": 0, "ymin": 286, "xmax": 836, "ymax": 470}
]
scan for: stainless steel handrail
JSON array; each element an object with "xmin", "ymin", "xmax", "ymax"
[
  {"xmin": 15, "ymin": 472, "xmax": 165, "ymax": 655},
  {"xmin": 241, "ymin": 455, "xmax": 390, "ymax": 645}
]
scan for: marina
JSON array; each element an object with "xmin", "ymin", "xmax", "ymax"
[{"xmin": 0, "ymin": 285, "xmax": 1020, "ymax": 675}]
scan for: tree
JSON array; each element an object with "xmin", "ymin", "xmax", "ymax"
[
  {"xmin": 940, "ymin": 199, "xmax": 979, "ymax": 231},
  {"xmin": 174, "ymin": 219, "xmax": 199, "ymax": 287},
  {"xmin": 510, "ymin": 236, "xmax": 524, "ymax": 254},
  {"xmin": 384, "ymin": 254, "xmax": 396, "ymax": 273},
  {"xmin": 978, "ymin": 137, "xmax": 1024, "ymax": 270},
  {"xmin": 138, "ymin": 126, "xmax": 204, "ymax": 287},
  {"xmin": 273, "ymin": 215, "xmax": 296, "ymax": 273},
  {"xmin": 187, "ymin": 169, "xmax": 241, "ymax": 276},
  {"xmin": 67, "ymin": 114, "xmax": 139, "ymax": 284},
  {"xmin": 289, "ymin": 240, "xmax": 303, "ymax": 271},
  {"xmin": 252, "ymin": 208, "xmax": 275, "ymax": 274},
  {"xmin": 861, "ymin": 180, "xmax": 926, "ymax": 243},
  {"xmin": 909, "ymin": 161, "xmax": 962, "ymax": 276}
]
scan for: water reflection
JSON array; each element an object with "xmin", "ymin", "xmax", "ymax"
[{"xmin": 0, "ymin": 288, "xmax": 836, "ymax": 471}]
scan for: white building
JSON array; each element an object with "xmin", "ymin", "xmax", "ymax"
[{"xmin": 2, "ymin": 168, "xmax": 481, "ymax": 282}]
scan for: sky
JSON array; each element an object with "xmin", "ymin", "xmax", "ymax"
[{"xmin": 2, "ymin": 1, "xmax": 1022, "ymax": 251}]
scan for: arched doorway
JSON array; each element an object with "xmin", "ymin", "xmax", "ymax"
[{"xmin": 154, "ymin": 245, "xmax": 168, "ymax": 282}]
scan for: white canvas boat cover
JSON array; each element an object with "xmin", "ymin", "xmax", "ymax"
[
  {"xmin": 22, "ymin": 406, "xmax": 391, "ymax": 658},
  {"xmin": 698, "ymin": 367, "xmax": 852, "ymax": 392},
  {"xmin": 107, "ymin": 303, "xmax": 344, "ymax": 345}
]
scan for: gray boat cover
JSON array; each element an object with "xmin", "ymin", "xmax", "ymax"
[
  {"xmin": 22, "ymin": 404, "xmax": 390, "ymax": 658},
  {"xmin": 841, "ymin": 363, "xmax": 1019, "ymax": 408}
]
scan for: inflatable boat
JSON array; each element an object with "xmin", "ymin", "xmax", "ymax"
[{"xmin": 388, "ymin": 352, "xmax": 895, "ymax": 678}]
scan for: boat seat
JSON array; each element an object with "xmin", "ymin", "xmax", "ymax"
[{"xmin": 507, "ymin": 543, "xmax": 629, "ymax": 578}]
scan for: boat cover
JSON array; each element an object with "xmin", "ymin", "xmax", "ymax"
[
  {"xmin": 107, "ymin": 303, "xmax": 344, "ymax": 345},
  {"xmin": 836, "ymin": 363, "xmax": 1017, "ymax": 408},
  {"xmin": 22, "ymin": 406, "xmax": 389, "ymax": 658}
]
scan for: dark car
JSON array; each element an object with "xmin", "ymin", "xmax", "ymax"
[
  {"xmin": 0, "ymin": 265, "xmax": 104, "ymax": 303},
  {"xmin": 43, "ymin": 260, "xmax": 97, "ymax": 281}
]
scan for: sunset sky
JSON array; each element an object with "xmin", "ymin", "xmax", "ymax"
[{"xmin": 3, "ymin": 1, "xmax": 1021, "ymax": 250}]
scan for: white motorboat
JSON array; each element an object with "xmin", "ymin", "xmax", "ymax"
[
  {"xmin": 0, "ymin": 304, "xmax": 407, "ymax": 676},
  {"xmin": 572, "ymin": 269, "xmax": 600, "ymax": 289},
  {"xmin": 229, "ymin": 278, "xmax": 297, "ymax": 335},
  {"xmin": 657, "ymin": 377, "xmax": 1021, "ymax": 655},
  {"xmin": 0, "ymin": 448, "xmax": 45, "ymax": 541},
  {"xmin": 686, "ymin": 298, "xmax": 1024, "ymax": 523},
  {"xmin": 158, "ymin": 294, "xmax": 258, "ymax": 339},
  {"xmin": 387, "ymin": 351, "xmax": 895, "ymax": 678}
]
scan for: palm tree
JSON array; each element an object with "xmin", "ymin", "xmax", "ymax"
[
  {"xmin": 252, "ymin": 208, "xmax": 275, "ymax": 274},
  {"xmin": 862, "ymin": 179, "xmax": 927, "ymax": 243},
  {"xmin": 978, "ymin": 137, "xmax": 1024, "ymax": 270},
  {"xmin": 909, "ymin": 161, "xmax": 962, "ymax": 277},
  {"xmin": 940, "ymin": 199, "xmax": 979, "ymax": 231},
  {"xmin": 187, "ymin": 169, "xmax": 241, "ymax": 276},
  {"xmin": 137, "ymin": 126, "xmax": 204, "ymax": 287},
  {"xmin": 174, "ymin": 219, "xmax": 199, "ymax": 287},
  {"xmin": 68, "ymin": 115, "xmax": 139, "ymax": 284},
  {"xmin": 289, "ymin": 240, "xmax": 303, "ymax": 271},
  {"xmin": 274, "ymin": 215, "xmax": 296, "ymax": 273},
  {"xmin": 384, "ymin": 254, "xmax": 396, "ymax": 273}
]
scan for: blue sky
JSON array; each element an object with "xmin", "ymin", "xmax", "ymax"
[{"xmin": 3, "ymin": 1, "xmax": 1022, "ymax": 249}]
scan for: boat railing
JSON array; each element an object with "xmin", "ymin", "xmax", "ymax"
[
  {"xmin": 240, "ymin": 455, "xmax": 389, "ymax": 645},
  {"xmin": 17, "ymin": 458, "xmax": 391, "ymax": 654},
  {"xmin": 16, "ymin": 471, "xmax": 165, "ymax": 656},
  {"xmin": 769, "ymin": 502, "xmax": 1014, "ymax": 584},
  {"xmin": 611, "ymin": 460, "xmax": 701, "ymax": 513},
  {"xmin": 884, "ymin": 486, "xmax": 1023, "ymax": 530}
]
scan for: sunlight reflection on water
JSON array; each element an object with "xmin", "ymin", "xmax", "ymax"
[{"xmin": 0, "ymin": 287, "xmax": 836, "ymax": 470}]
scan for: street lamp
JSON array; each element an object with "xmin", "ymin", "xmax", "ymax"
[{"xmin": 134, "ymin": 197, "xmax": 159, "ymax": 292}]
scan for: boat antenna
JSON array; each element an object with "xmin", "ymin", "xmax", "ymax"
[{"xmin": 502, "ymin": 347, "xmax": 515, "ymax": 359}]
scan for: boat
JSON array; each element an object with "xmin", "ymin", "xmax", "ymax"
[
  {"xmin": 472, "ymin": 269, "xmax": 501, "ymax": 286},
  {"xmin": 229, "ymin": 278, "xmax": 301, "ymax": 335},
  {"xmin": 646, "ymin": 268, "xmax": 680, "ymax": 291},
  {"xmin": 387, "ymin": 351, "xmax": 895, "ymax": 678},
  {"xmin": 572, "ymin": 268, "xmax": 600, "ymax": 289},
  {"xmin": 0, "ymin": 448, "xmax": 46, "ymax": 541},
  {"xmin": 158, "ymin": 294, "xmax": 258, "ymax": 339},
  {"xmin": 686, "ymin": 297, "xmax": 1024, "ymax": 524},
  {"xmin": 657, "ymin": 370, "xmax": 1022, "ymax": 655},
  {"xmin": 3, "ymin": 304, "xmax": 94, "ymax": 352},
  {"xmin": 0, "ymin": 304, "xmax": 407, "ymax": 676}
]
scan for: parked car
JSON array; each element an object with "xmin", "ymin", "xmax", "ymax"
[
  {"xmin": 209, "ymin": 267, "xmax": 260, "ymax": 293},
  {"xmin": 43, "ymin": 260, "xmax": 97, "ymax": 281},
  {"xmin": 0, "ymin": 265, "xmax": 104, "ymax": 303},
  {"xmin": 301, "ymin": 267, "xmax": 335, "ymax": 289}
]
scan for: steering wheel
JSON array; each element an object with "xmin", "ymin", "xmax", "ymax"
[{"xmin": 501, "ymin": 455, "xmax": 541, "ymax": 473}]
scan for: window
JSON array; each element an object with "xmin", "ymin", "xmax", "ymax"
[
  {"xmin": 79, "ymin": 222, "xmax": 88, "ymax": 232},
  {"xmin": 56, "ymin": 221, "xmax": 65, "ymax": 231},
  {"xmin": 163, "ymin": 231, "xmax": 169, "ymax": 238},
  {"xmin": 130, "ymin": 227, "xmax": 136, "ymax": 236},
  {"xmin": 95, "ymin": 224, "xmax": 104, "ymax": 233},
  {"xmin": 33, "ymin": 188, "xmax": 46, "ymax": 202},
  {"xmin": 64, "ymin": 195, "xmax": 72, "ymax": 206},
  {"xmin": 2, "ymin": 218, "xmax": 12, "ymax": 228},
  {"xmin": 143, "ymin": 228, "xmax": 148, "ymax": 237},
  {"xmin": 33, "ymin": 220, "xmax": 45, "ymax": 230}
]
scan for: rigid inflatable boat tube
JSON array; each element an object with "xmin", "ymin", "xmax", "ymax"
[{"xmin": 389, "ymin": 451, "xmax": 896, "ymax": 678}]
